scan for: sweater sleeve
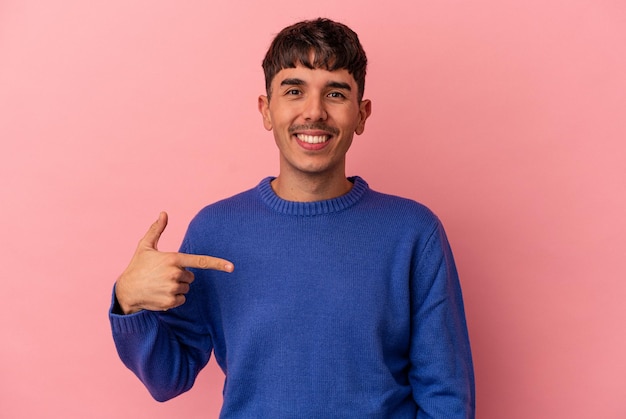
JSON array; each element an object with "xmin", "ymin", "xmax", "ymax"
[
  {"xmin": 409, "ymin": 220, "xmax": 475, "ymax": 418},
  {"xmin": 108, "ymin": 240, "xmax": 214, "ymax": 402}
]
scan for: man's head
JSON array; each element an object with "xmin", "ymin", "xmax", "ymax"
[{"xmin": 262, "ymin": 18, "xmax": 367, "ymax": 101}]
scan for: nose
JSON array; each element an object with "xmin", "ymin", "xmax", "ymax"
[{"xmin": 302, "ymin": 95, "xmax": 327, "ymax": 121}]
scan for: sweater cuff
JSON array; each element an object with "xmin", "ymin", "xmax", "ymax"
[{"xmin": 109, "ymin": 285, "xmax": 159, "ymax": 334}]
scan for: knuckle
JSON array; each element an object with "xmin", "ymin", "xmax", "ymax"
[
  {"xmin": 179, "ymin": 270, "xmax": 193, "ymax": 283},
  {"xmin": 164, "ymin": 295, "xmax": 178, "ymax": 308},
  {"xmin": 163, "ymin": 253, "xmax": 178, "ymax": 266},
  {"xmin": 196, "ymin": 256, "xmax": 212, "ymax": 269},
  {"xmin": 165, "ymin": 269, "xmax": 180, "ymax": 282},
  {"xmin": 166, "ymin": 295, "xmax": 185, "ymax": 309},
  {"xmin": 167, "ymin": 281, "xmax": 181, "ymax": 294}
]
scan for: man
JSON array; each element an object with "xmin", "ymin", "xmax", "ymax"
[{"xmin": 110, "ymin": 18, "xmax": 475, "ymax": 418}]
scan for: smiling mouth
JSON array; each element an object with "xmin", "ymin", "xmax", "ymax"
[
  {"xmin": 289, "ymin": 124, "xmax": 339, "ymax": 146},
  {"xmin": 296, "ymin": 134, "xmax": 330, "ymax": 144}
]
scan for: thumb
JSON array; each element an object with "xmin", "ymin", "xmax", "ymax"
[{"xmin": 141, "ymin": 211, "xmax": 168, "ymax": 250}]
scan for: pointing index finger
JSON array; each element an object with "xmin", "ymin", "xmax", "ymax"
[{"xmin": 177, "ymin": 252, "xmax": 234, "ymax": 273}]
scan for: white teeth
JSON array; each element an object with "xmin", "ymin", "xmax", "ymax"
[{"xmin": 297, "ymin": 134, "xmax": 329, "ymax": 144}]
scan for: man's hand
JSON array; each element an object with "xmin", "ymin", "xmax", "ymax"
[{"xmin": 115, "ymin": 212, "xmax": 234, "ymax": 314}]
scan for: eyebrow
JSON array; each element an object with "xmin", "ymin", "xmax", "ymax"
[
  {"xmin": 280, "ymin": 78, "xmax": 306, "ymax": 86},
  {"xmin": 327, "ymin": 81, "xmax": 352, "ymax": 91},
  {"xmin": 280, "ymin": 78, "xmax": 352, "ymax": 91}
]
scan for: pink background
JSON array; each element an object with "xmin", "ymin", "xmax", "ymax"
[{"xmin": 1, "ymin": 1, "xmax": 625, "ymax": 417}]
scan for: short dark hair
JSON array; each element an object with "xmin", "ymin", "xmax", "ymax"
[{"xmin": 262, "ymin": 18, "xmax": 367, "ymax": 101}]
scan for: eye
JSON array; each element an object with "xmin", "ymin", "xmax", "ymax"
[
  {"xmin": 328, "ymin": 91, "xmax": 346, "ymax": 99},
  {"xmin": 285, "ymin": 89, "xmax": 302, "ymax": 96}
]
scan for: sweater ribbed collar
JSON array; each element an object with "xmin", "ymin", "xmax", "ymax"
[{"xmin": 257, "ymin": 176, "xmax": 369, "ymax": 216}]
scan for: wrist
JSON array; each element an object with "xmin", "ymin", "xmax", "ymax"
[{"xmin": 114, "ymin": 279, "xmax": 141, "ymax": 315}]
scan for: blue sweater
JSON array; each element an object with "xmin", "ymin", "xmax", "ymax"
[{"xmin": 110, "ymin": 177, "xmax": 475, "ymax": 418}]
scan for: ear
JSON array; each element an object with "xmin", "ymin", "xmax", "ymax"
[
  {"xmin": 258, "ymin": 95, "xmax": 273, "ymax": 131},
  {"xmin": 355, "ymin": 99, "xmax": 372, "ymax": 135}
]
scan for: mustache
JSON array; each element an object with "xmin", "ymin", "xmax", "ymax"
[{"xmin": 288, "ymin": 123, "xmax": 339, "ymax": 136}]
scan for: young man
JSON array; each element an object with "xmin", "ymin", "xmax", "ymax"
[{"xmin": 110, "ymin": 18, "xmax": 475, "ymax": 418}]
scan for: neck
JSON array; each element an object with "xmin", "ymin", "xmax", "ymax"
[{"xmin": 271, "ymin": 172, "xmax": 353, "ymax": 202}]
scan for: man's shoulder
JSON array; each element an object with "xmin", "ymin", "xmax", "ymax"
[
  {"xmin": 193, "ymin": 183, "xmax": 261, "ymax": 219},
  {"xmin": 363, "ymin": 186, "xmax": 439, "ymax": 223},
  {"xmin": 181, "ymin": 182, "xmax": 263, "ymax": 247}
]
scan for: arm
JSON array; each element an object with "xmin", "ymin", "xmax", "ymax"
[
  {"xmin": 409, "ymin": 221, "xmax": 475, "ymax": 418},
  {"xmin": 109, "ymin": 212, "xmax": 233, "ymax": 401},
  {"xmin": 109, "ymin": 286, "xmax": 213, "ymax": 401}
]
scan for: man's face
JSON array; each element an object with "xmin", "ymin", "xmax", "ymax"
[{"xmin": 258, "ymin": 65, "xmax": 371, "ymax": 180}]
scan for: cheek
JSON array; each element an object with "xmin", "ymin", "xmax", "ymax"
[
  {"xmin": 339, "ymin": 111, "xmax": 362, "ymax": 133},
  {"xmin": 270, "ymin": 108, "xmax": 296, "ymax": 130}
]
